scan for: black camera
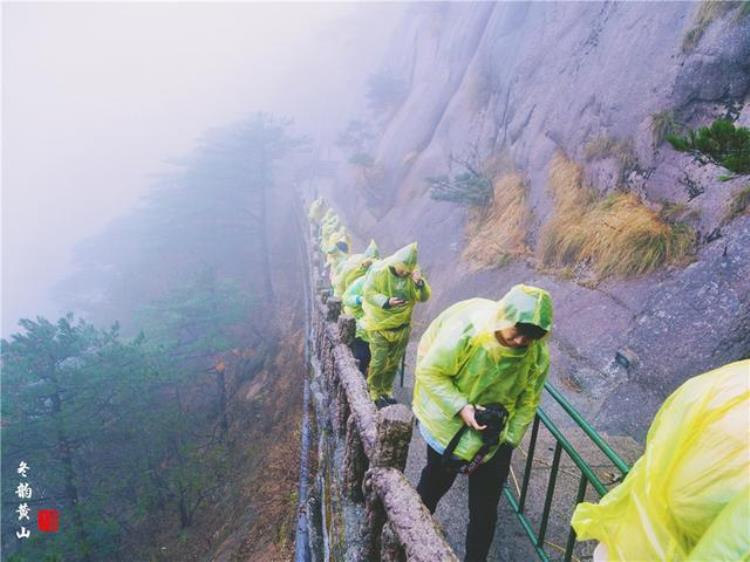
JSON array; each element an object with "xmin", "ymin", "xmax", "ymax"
[
  {"xmin": 474, "ymin": 403, "xmax": 509, "ymax": 446},
  {"xmin": 441, "ymin": 403, "xmax": 510, "ymax": 474}
]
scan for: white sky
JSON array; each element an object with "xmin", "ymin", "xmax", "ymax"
[{"xmin": 2, "ymin": 2, "xmax": 402, "ymax": 336}]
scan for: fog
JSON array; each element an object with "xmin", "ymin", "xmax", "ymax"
[{"xmin": 2, "ymin": 2, "xmax": 403, "ymax": 336}]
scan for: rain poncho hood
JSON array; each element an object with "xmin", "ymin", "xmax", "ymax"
[
  {"xmin": 332, "ymin": 240, "xmax": 380, "ymax": 297},
  {"xmin": 325, "ymin": 226, "xmax": 351, "ymax": 252},
  {"xmin": 412, "ymin": 286, "xmax": 553, "ymax": 461},
  {"xmin": 324, "ymin": 227, "xmax": 351, "ymax": 270},
  {"xmin": 571, "ymin": 360, "xmax": 750, "ymax": 562},
  {"xmin": 388, "ymin": 242, "xmax": 418, "ymax": 272},
  {"xmin": 361, "ymin": 242, "xmax": 430, "ymax": 332},
  {"xmin": 493, "ymin": 284, "xmax": 553, "ymax": 332},
  {"xmin": 364, "ymin": 239, "xmax": 380, "ymax": 259}
]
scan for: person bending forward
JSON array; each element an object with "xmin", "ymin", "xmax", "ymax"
[{"xmin": 413, "ymin": 284, "xmax": 553, "ymax": 562}]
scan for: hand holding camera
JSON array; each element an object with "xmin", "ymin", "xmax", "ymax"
[{"xmin": 460, "ymin": 404, "xmax": 487, "ymax": 431}]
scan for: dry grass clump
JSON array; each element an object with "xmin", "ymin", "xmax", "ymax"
[
  {"xmin": 651, "ymin": 110, "xmax": 679, "ymax": 146},
  {"xmin": 724, "ymin": 184, "xmax": 750, "ymax": 223},
  {"xmin": 463, "ymin": 173, "xmax": 531, "ymax": 270},
  {"xmin": 584, "ymin": 135, "xmax": 639, "ymax": 178},
  {"xmin": 682, "ymin": 1, "xmax": 740, "ymax": 52},
  {"xmin": 538, "ymin": 153, "xmax": 696, "ymax": 280}
]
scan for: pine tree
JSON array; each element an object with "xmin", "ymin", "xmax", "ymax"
[{"xmin": 668, "ymin": 119, "xmax": 750, "ymax": 175}]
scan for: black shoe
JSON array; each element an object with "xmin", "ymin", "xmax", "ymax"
[
  {"xmin": 374, "ymin": 397, "xmax": 390, "ymax": 410},
  {"xmin": 374, "ymin": 396, "xmax": 398, "ymax": 409}
]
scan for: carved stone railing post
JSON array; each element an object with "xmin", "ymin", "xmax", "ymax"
[
  {"xmin": 324, "ymin": 324, "xmax": 338, "ymax": 391},
  {"xmin": 381, "ymin": 522, "xmax": 405, "ymax": 562},
  {"xmin": 343, "ymin": 414, "xmax": 367, "ymax": 502},
  {"xmin": 362, "ymin": 471, "xmax": 386, "ymax": 560},
  {"xmin": 314, "ymin": 296, "xmax": 327, "ymax": 358},
  {"xmin": 326, "ymin": 297, "xmax": 342, "ymax": 322},
  {"xmin": 337, "ymin": 315, "xmax": 356, "ymax": 347},
  {"xmin": 369, "ymin": 468, "xmax": 459, "ymax": 562},
  {"xmin": 306, "ymin": 494, "xmax": 324, "ymax": 560},
  {"xmin": 332, "ymin": 342, "xmax": 377, "ymax": 455},
  {"xmin": 371, "ymin": 405, "xmax": 413, "ymax": 471},
  {"xmin": 322, "ymin": 324, "xmax": 334, "ymax": 390},
  {"xmin": 336, "ymin": 383, "xmax": 349, "ymax": 437}
]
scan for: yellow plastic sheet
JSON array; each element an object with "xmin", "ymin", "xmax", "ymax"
[{"xmin": 572, "ymin": 360, "xmax": 750, "ymax": 561}]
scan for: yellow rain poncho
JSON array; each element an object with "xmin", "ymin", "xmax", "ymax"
[
  {"xmin": 324, "ymin": 227, "xmax": 352, "ymax": 270},
  {"xmin": 361, "ymin": 243, "xmax": 430, "ymax": 331},
  {"xmin": 571, "ymin": 360, "xmax": 750, "ymax": 561},
  {"xmin": 362, "ymin": 242, "xmax": 431, "ymax": 399},
  {"xmin": 308, "ymin": 197, "xmax": 327, "ymax": 224},
  {"xmin": 412, "ymin": 285, "xmax": 553, "ymax": 461},
  {"xmin": 320, "ymin": 212, "xmax": 340, "ymax": 245},
  {"xmin": 342, "ymin": 275, "xmax": 368, "ymax": 342},
  {"xmin": 332, "ymin": 240, "xmax": 380, "ymax": 297}
]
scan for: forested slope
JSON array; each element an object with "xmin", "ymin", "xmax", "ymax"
[{"xmin": 2, "ymin": 115, "xmax": 307, "ymax": 561}]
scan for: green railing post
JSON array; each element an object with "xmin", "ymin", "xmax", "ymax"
[
  {"xmin": 544, "ymin": 383, "xmax": 630, "ymax": 475},
  {"xmin": 564, "ymin": 475, "xmax": 589, "ymax": 562},
  {"xmin": 519, "ymin": 415, "xmax": 541, "ymax": 513},
  {"xmin": 536, "ymin": 441, "xmax": 562, "ymax": 548},
  {"xmin": 502, "ymin": 489, "xmax": 550, "ymax": 562}
]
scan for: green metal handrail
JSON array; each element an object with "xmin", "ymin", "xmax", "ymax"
[
  {"xmin": 544, "ymin": 383, "xmax": 630, "ymax": 475},
  {"xmin": 502, "ymin": 382, "xmax": 631, "ymax": 562}
]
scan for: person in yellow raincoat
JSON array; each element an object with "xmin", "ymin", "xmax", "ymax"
[
  {"xmin": 571, "ymin": 359, "xmax": 750, "ymax": 562},
  {"xmin": 342, "ymin": 275, "xmax": 371, "ymax": 375},
  {"xmin": 362, "ymin": 242, "xmax": 431, "ymax": 407},
  {"xmin": 332, "ymin": 240, "xmax": 380, "ymax": 297},
  {"xmin": 412, "ymin": 284, "xmax": 553, "ymax": 562},
  {"xmin": 319, "ymin": 211, "xmax": 340, "ymax": 246},
  {"xmin": 308, "ymin": 196, "xmax": 327, "ymax": 224},
  {"xmin": 324, "ymin": 227, "xmax": 351, "ymax": 271}
]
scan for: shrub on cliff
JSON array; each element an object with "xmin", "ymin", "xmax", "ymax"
[
  {"xmin": 427, "ymin": 170, "xmax": 493, "ymax": 206},
  {"xmin": 667, "ymin": 119, "xmax": 750, "ymax": 176}
]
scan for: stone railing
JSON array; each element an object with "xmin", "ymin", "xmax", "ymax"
[{"xmin": 305, "ymin": 224, "xmax": 457, "ymax": 562}]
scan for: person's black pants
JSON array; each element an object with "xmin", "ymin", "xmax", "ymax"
[
  {"xmin": 351, "ymin": 336, "xmax": 371, "ymax": 376},
  {"xmin": 417, "ymin": 443, "xmax": 513, "ymax": 562}
]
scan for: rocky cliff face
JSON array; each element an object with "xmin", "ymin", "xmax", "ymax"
[{"xmin": 326, "ymin": 2, "xmax": 750, "ymax": 440}]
